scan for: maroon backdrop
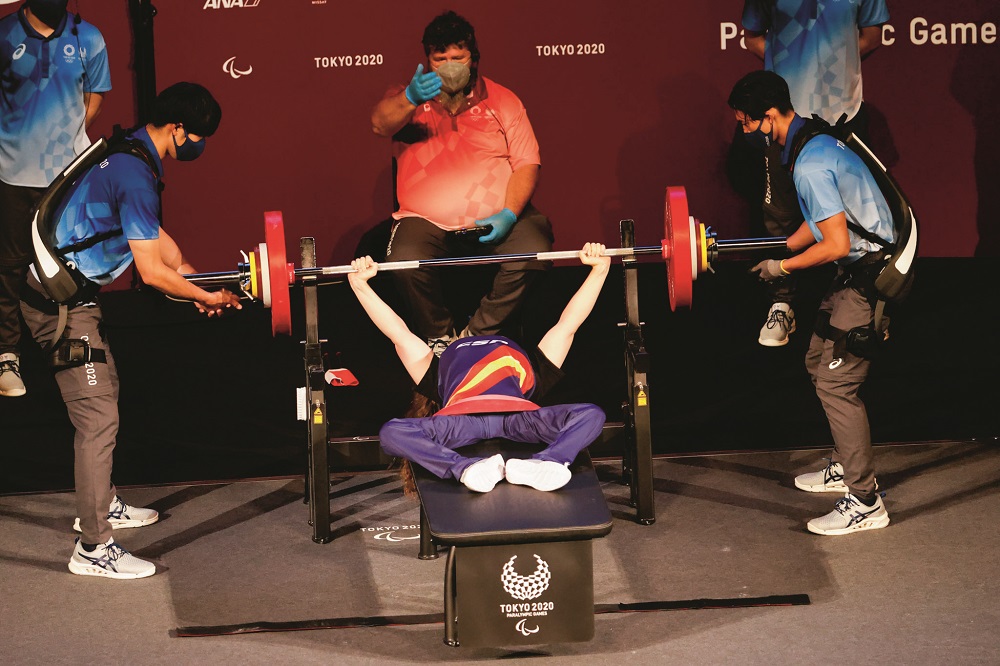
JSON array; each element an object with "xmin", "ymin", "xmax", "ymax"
[{"xmin": 4, "ymin": 1, "xmax": 996, "ymax": 276}]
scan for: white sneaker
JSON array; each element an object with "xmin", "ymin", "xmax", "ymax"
[
  {"xmin": 504, "ymin": 458, "xmax": 572, "ymax": 492},
  {"xmin": 460, "ymin": 454, "xmax": 505, "ymax": 492},
  {"xmin": 68, "ymin": 537, "xmax": 156, "ymax": 579},
  {"xmin": 73, "ymin": 495, "xmax": 159, "ymax": 532},
  {"xmin": 807, "ymin": 493, "xmax": 890, "ymax": 536},
  {"xmin": 758, "ymin": 303, "xmax": 795, "ymax": 347},
  {"xmin": 426, "ymin": 334, "xmax": 455, "ymax": 358},
  {"xmin": 794, "ymin": 460, "xmax": 848, "ymax": 493},
  {"xmin": 0, "ymin": 352, "xmax": 26, "ymax": 397},
  {"xmin": 794, "ymin": 460, "xmax": 878, "ymax": 493}
]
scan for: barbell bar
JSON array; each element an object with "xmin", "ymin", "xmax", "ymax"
[{"xmin": 184, "ymin": 186, "xmax": 788, "ymax": 336}]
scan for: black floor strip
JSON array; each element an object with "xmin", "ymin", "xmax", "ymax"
[
  {"xmin": 174, "ymin": 594, "xmax": 810, "ymax": 638},
  {"xmin": 594, "ymin": 593, "xmax": 811, "ymax": 614}
]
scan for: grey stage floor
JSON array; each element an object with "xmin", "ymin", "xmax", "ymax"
[{"xmin": 1, "ymin": 440, "xmax": 998, "ymax": 665}]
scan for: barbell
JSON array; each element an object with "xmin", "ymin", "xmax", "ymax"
[{"xmin": 183, "ymin": 186, "xmax": 788, "ymax": 336}]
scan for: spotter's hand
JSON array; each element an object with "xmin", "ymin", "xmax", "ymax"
[
  {"xmin": 348, "ymin": 256, "xmax": 378, "ymax": 287},
  {"xmin": 476, "ymin": 208, "xmax": 517, "ymax": 244},
  {"xmin": 195, "ymin": 288, "xmax": 242, "ymax": 317},
  {"xmin": 749, "ymin": 259, "xmax": 788, "ymax": 282},
  {"xmin": 405, "ymin": 64, "xmax": 443, "ymax": 105},
  {"xmin": 580, "ymin": 243, "xmax": 611, "ymax": 269}
]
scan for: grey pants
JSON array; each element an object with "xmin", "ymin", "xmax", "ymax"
[
  {"xmin": 385, "ymin": 205, "xmax": 553, "ymax": 339},
  {"xmin": 804, "ymin": 272, "xmax": 877, "ymax": 499},
  {"xmin": 20, "ymin": 285, "xmax": 119, "ymax": 544}
]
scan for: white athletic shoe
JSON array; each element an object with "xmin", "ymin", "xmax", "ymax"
[
  {"xmin": 460, "ymin": 454, "xmax": 505, "ymax": 493},
  {"xmin": 795, "ymin": 460, "xmax": 878, "ymax": 493},
  {"xmin": 758, "ymin": 303, "xmax": 795, "ymax": 347},
  {"xmin": 0, "ymin": 352, "xmax": 26, "ymax": 397},
  {"xmin": 73, "ymin": 495, "xmax": 159, "ymax": 532},
  {"xmin": 795, "ymin": 460, "xmax": 848, "ymax": 493},
  {"xmin": 426, "ymin": 332, "xmax": 456, "ymax": 358},
  {"xmin": 807, "ymin": 493, "xmax": 890, "ymax": 536},
  {"xmin": 504, "ymin": 458, "xmax": 572, "ymax": 492},
  {"xmin": 68, "ymin": 537, "xmax": 155, "ymax": 579}
]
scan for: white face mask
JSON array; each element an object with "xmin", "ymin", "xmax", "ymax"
[{"xmin": 435, "ymin": 61, "xmax": 471, "ymax": 94}]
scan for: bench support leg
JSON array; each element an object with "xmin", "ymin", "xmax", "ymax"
[
  {"xmin": 419, "ymin": 504, "xmax": 437, "ymax": 560},
  {"xmin": 443, "ymin": 546, "xmax": 459, "ymax": 646}
]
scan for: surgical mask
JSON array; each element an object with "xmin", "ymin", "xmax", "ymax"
[
  {"xmin": 435, "ymin": 61, "xmax": 471, "ymax": 94},
  {"xmin": 173, "ymin": 131, "xmax": 206, "ymax": 162},
  {"xmin": 742, "ymin": 117, "xmax": 772, "ymax": 151},
  {"xmin": 27, "ymin": 0, "xmax": 69, "ymax": 29}
]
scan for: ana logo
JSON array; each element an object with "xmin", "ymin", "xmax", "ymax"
[
  {"xmin": 223, "ymin": 56, "xmax": 253, "ymax": 79},
  {"xmin": 203, "ymin": 0, "xmax": 261, "ymax": 9},
  {"xmin": 501, "ymin": 554, "xmax": 551, "ymax": 601},
  {"xmin": 12, "ymin": 44, "xmax": 25, "ymax": 60},
  {"xmin": 515, "ymin": 619, "xmax": 540, "ymax": 636}
]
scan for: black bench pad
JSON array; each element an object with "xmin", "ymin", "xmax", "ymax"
[{"xmin": 413, "ymin": 439, "xmax": 613, "ymax": 547}]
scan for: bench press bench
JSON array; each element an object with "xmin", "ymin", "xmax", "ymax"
[{"xmin": 412, "ymin": 439, "xmax": 613, "ymax": 647}]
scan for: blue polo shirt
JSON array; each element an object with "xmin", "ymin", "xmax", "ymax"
[
  {"xmin": 0, "ymin": 8, "xmax": 112, "ymax": 187},
  {"xmin": 783, "ymin": 114, "xmax": 894, "ymax": 265},
  {"xmin": 742, "ymin": 0, "xmax": 889, "ymax": 124},
  {"xmin": 52, "ymin": 127, "xmax": 162, "ymax": 285}
]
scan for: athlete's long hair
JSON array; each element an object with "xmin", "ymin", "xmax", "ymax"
[{"xmin": 397, "ymin": 391, "xmax": 440, "ymax": 496}]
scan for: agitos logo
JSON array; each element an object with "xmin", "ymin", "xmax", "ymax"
[
  {"xmin": 203, "ymin": 0, "xmax": 260, "ymax": 9},
  {"xmin": 223, "ymin": 57, "xmax": 253, "ymax": 79}
]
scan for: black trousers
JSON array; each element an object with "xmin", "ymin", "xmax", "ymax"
[
  {"xmin": 384, "ymin": 205, "xmax": 554, "ymax": 339},
  {"xmin": 0, "ymin": 181, "xmax": 45, "ymax": 353}
]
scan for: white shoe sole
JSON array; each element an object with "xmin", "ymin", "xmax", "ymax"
[
  {"xmin": 794, "ymin": 479, "xmax": 848, "ymax": 493},
  {"xmin": 807, "ymin": 514, "xmax": 890, "ymax": 536},
  {"xmin": 794, "ymin": 477, "xmax": 879, "ymax": 493},
  {"xmin": 68, "ymin": 560, "xmax": 155, "ymax": 579},
  {"xmin": 73, "ymin": 514, "xmax": 159, "ymax": 532},
  {"xmin": 759, "ymin": 319, "xmax": 795, "ymax": 347}
]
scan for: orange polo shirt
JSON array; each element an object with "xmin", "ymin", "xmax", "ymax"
[{"xmin": 390, "ymin": 76, "xmax": 541, "ymax": 230}]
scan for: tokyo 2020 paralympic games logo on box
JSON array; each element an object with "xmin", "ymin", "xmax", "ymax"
[
  {"xmin": 499, "ymin": 554, "xmax": 556, "ymax": 637},
  {"xmin": 501, "ymin": 554, "xmax": 551, "ymax": 601}
]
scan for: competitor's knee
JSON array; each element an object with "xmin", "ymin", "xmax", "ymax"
[
  {"xmin": 378, "ymin": 418, "xmax": 417, "ymax": 457},
  {"xmin": 571, "ymin": 403, "xmax": 606, "ymax": 441}
]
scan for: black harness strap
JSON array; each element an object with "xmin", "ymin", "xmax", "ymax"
[
  {"xmin": 55, "ymin": 227, "xmax": 124, "ymax": 256},
  {"xmin": 20, "ymin": 282, "xmax": 107, "ymax": 367}
]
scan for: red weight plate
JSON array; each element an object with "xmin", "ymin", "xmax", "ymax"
[
  {"xmin": 663, "ymin": 186, "xmax": 693, "ymax": 310},
  {"xmin": 264, "ymin": 211, "xmax": 293, "ymax": 336}
]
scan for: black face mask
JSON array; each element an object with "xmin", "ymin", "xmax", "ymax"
[
  {"xmin": 172, "ymin": 131, "xmax": 206, "ymax": 162},
  {"xmin": 27, "ymin": 0, "xmax": 69, "ymax": 30}
]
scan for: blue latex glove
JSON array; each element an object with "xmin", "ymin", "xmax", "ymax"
[
  {"xmin": 476, "ymin": 208, "xmax": 517, "ymax": 244},
  {"xmin": 405, "ymin": 64, "xmax": 442, "ymax": 105}
]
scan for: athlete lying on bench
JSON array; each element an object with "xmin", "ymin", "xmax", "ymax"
[{"xmin": 348, "ymin": 243, "xmax": 610, "ymax": 492}]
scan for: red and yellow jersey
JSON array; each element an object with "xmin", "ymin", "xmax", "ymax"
[
  {"xmin": 414, "ymin": 336, "xmax": 573, "ymax": 417},
  {"xmin": 390, "ymin": 76, "xmax": 540, "ymax": 230}
]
